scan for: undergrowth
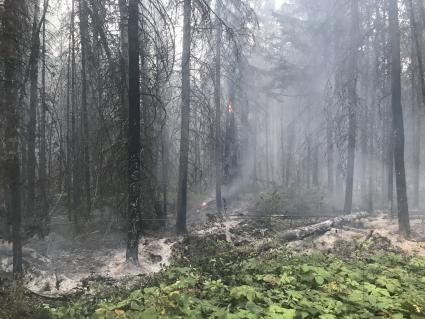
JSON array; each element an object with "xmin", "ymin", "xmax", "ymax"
[
  {"xmin": 257, "ymin": 186, "xmax": 327, "ymax": 216},
  {"xmin": 30, "ymin": 235, "xmax": 425, "ymax": 319}
]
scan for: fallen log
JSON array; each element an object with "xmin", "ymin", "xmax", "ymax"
[{"xmin": 277, "ymin": 212, "xmax": 368, "ymax": 241}]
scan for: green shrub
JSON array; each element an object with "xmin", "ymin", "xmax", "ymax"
[
  {"xmin": 45, "ymin": 238, "xmax": 425, "ymax": 319},
  {"xmin": 258, "ymin": 185, "xmax": 327, "ymax": 216}
]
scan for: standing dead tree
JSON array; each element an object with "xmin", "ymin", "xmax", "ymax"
[
  {"xmin": 126, "ymin": 0, "xmax": 142, "ymax": 263},
  {"xmin": 343, "ymin": 0, "xmax": 359, "ymax": 214},
  {"xmin": 176, "ymin": 0, "xmax": 192, "ymax": 234},
  {"xmin": 388, "ymin": 0, "xmax": 410, "ymax": 238},
  {"xmin": 1, "ymin": 0, "xmax": 28, "ymax": 276}
]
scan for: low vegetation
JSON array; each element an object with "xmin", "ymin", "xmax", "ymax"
[
  {"xmin": 4, "ymin": 232, "xmax": 424, "ymax": 319},
  {"xmin": 257, "ymin": 186, "xmax": 328, "ymax": 217}
]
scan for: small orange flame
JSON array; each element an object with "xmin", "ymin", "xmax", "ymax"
[{"xmin": 228, "ymin": 103, "xmax": 233, "ymax": 113}]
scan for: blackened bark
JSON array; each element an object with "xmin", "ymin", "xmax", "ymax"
[
  {"xmin": 368, "ymin": 106, "xmax": 375, "ymax": 213},
  {"xmin": 408, "ymin": 0, "xmax": 425, "ymax": 108},
  {"xmin": 71, "ymin": 0, "xmax": 81, "ymax": 228},
  {"xmin": 411, "ymin": 49, "xmax": 421, "ymax": 209},
  {"xmin": 119, "ymin": 0, "xmax": 129, "ymax": 121},
  {"xmin": 214, "ymin": 2, "xmax": 222, "ymax": 212},
  {"xmin": 389, "ymin": 0, "xmax": 410, "ymax": 238},
  {"xmin": 224, "ymin": 100, "xmax": 237, "ymax": 185},
  {"xmin": 126, "ymin": 0, "xmax": 141, "ymax": 263},
  {"xmin": 27, "ymin": 1, "xmax": 40, "ymax": 223},
  {"xmin": 139, "ymin": 16, "xmax": 157, "ymax": 230},
  {"xmin": 344, "ymin": 0, "xmax": 359, "ymax": 214},
  {"xmin": 39, "ymin": 1, "xmax": 48, "ymax": 230},
  {"xmin": 252, "ymin": 113, "xmax": 258, "ymax": 187},
  {"xmin": 66, "ymin": 10, "xmax": 72, "ymax": 220},
  {"xmin": 410, "ymin": 0, "xmax": 423, "ymax": 209},
  {"xmin": 279, "ymin": 107, "xmax": 285, "ymax": 184},
  {"xmin": 387, "ymin": 120, "xmax": 394, "ymax": 213},
  {"xmin": 78, "ymin": 0, "xmax": 91, "ymax": 217},
  {"xmin": 176, "ymin": 0, "xmax": 192, "ymax": 235},
  {"xmin": 160, "ymin": 125, "xmax": 168, "ymax": 228},
  {"xmin": 412, "ymin": 87, "xmax": 421, "ymax": 209},
  {"xmin": 360, "ymin": 100, "xmax": 368, "ymax": 210},
  {"xmin": 156, "ymin": 59, "xmax": 167, "ymax": 228},
  {"xmin": 286, "ymin": 124, "xmax": 295, "ymax": 185},
  {"xmin": 368, "ymin": 6, "xmax": 381, "ymax": 214},
  {"xmin": 118, "ymin": 0, "xmax": 129, "ymax": 211},
  {"xmin": 306, "ymin": 134, "xmax": 311, "ymax": 188},
  {"xmin": 2, "ymin": 0, "xmax": 26, "ymax": 276},
  {"xmin": 265, "ymin": 109, "xmax": 271, "ymax": 184}
]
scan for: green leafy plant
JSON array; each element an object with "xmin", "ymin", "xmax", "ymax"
[
  {"xmin": 39, "ymin": 236, "xmax": 425, "ymax": 319},
  {"xmin": 257, "ymin": 186, "xmax": 327, "ymax": 218}
]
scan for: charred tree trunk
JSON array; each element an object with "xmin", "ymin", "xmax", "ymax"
[
  {"xmin": 126, "ymin": 0, "xmax": 141, "ymax": 263},
  {"xmin": 214, "ymin": 2, "xmax": 222, "ymax": 213},
  {"xmin": 224, "ymin": 46, "xmax": 240, "ymax": 188},
  {"xmin": 410, "ymin": 0, "xmax": 423, "ymax": 209},
  {"xmin": 66, "ymin": 9, "xmax": 72, "ymax": 220},
  {"xmin": 306, "ymin": 133, "xmax": 311, "ymax": 188},
  {"xmin": 368, "ymin": 105, "xmax": 375, "ymax": 213},
  {"xmin": 139, "ymin": 15, "xmax": 155, "ymax": 230},
  {"xmin": 411, "ymin": 47, "xmax": 421, "ymax": 209},
  {"xmin": 360, "ymin": 96, "xmax": 368, "ymax": 210},
  {"xmin": 286, "ymin": 124, "xmax": 295, "ymax": 185},
  {"xmin": 119, "ymin": 0, "xmax": 129, "ymax": 120},
  {"xmin": 280, "ymin": 107, "xmax": 285, "ymax": 184},
  {"xmin": 252, "ymin": 112, "xmax": 258, "ymax": 187},
  {"xmin": 265, "ymin": 109, "xmax": 271, "ymax": 184},
  {"xmin": 2, "ymin": 0, "xmax": 27, "ymax": 276},
  {"xmin": 412, "ymin": 78, "xmax": 421, "ymax": 210},
  {"xmin": 389, "ymin": 0, "xmax": 410, "ymax": 238},
  {"xmin": 155, "ymin": 59, "xmax": 167, "ymax": 228},
  {"xmin": 387, "ymin": 112, "xmax": 394, "ymax": 213},
  {"xmin": 71, "ymin": 0, "xmax": 81, "ymax": 229},
  {"xmin": 160, "ymin": 125, "xmax": 168, "ymax": 228},
  {"xmin": 408, "ymin": 0, "xmax": 425, "ymax": 107},
  {"xmin": 368, "ymin": 51, "xmax": 376, "ymax": 213},
  {"xmin": 27, "ymin": 1, "xmax": 41, "ymax": 223},
  {"xmin": 78, "ymin": 0, "xmax": 91, "ymax": 217},
  {"xmin": 39, "ymin": 2, "xmax": 48, "ymax": 231},
  {"xmin": 224, "ymin": 101, "xmax": 237, "ymax": 186},
  {"xmin": 118, "ymin": 0, "xmax": 129, "ymax": 212},
  {"xmin": 360, "ymin": 3, "xmax": 371, "ymax": 212},
  {"xmin": 176, "ymin": 0, "xmax": 192, "ymax": 235},
  {"xmin": 344, "ymin": 0, "xmax": 359, "ymax": 214},
  {"xmin": 368, "ymin": 5, "xmax": 381, "ymax": 214}
]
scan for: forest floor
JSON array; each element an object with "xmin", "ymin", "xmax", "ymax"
[
  {"xmin": 1, "ymin": 201, "xmax": 425, "ymax": 318},
  {"xmin": 1, "ymin": 209, "xmax": 424, "ymax": 297},
  {"xmin": 0, "ymin": 209, "xmax": 178, "ymax": 297},
  {"xmin": 288, "ymin": 214, "xmax": 425, "ymax": 257}
]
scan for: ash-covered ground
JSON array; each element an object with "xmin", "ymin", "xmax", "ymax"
[{"xmin": 1, "ymin": 201, "xmax": 424, "ymax": 298}]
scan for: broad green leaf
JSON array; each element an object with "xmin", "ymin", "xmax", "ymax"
[{"xmin": 315, "ymin": 276, "xmax": 325, "ymax": 285}]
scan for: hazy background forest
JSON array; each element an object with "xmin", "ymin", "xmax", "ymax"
[{"xmin": 1, "ymin": 0, "xmax": 425, "ymax": 317}]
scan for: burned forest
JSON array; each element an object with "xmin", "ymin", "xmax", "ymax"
[{"xmin": 1, "ymin": 0, "xmax": 425, "ymax": 318}]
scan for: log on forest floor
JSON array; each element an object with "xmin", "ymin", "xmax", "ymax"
[{"xmin": 277, "ymin": 212, "xmax": 369, "ymax": 242}]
